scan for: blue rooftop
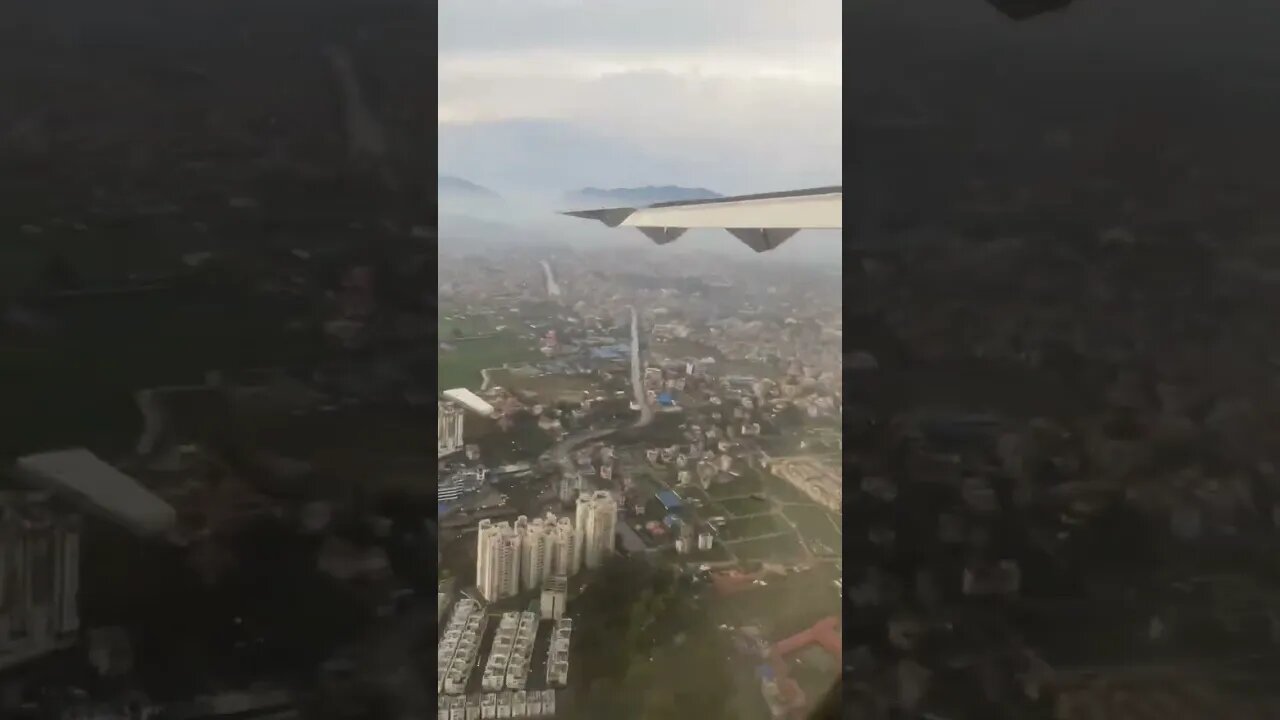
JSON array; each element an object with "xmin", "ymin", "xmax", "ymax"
[
  {"xmin": 589, "ymin": 344, "xmax": 630, "ymax": 360},
  {"xmin": 656, "ymin": 490, "xmax": 682, "ymax": 511}
]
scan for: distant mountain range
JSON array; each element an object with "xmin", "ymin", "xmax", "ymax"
[
  {"xmin": 438, "ymin": 175, "xmax": 507, "ymax": 229},
  {"xmin": 439, "ymin": 119, "xmax": 692, "ymax": 195},
  {"xmin": 438, "ymin": 173, "xmax": 724, "ymax": 215},
  {"xmin": 565, "ymin": 186, "xmax": 723, "ymax": 207},
  {"xmin": 438, "ymin": 175, "xmax": 501, "ymax": 200},
  {"xmin": 439, "ymin": 178, "xmax": 722, "ymax": 208}
]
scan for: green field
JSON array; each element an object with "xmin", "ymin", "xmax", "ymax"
[
  {"xmin": 437, "ymin": 333, "xmax": 541, "ymax": 389},
  {"xmin": 710, "ymin": 563, "xmax": 841, "ymax": 637},
  {"xmin": 629, "ymin": 472, "xmax": 669, "ymax": 499},
  {"xmin": 717, "ymin": 496, "xmax": 772, "ymax": 517},
  {"xmin": 437, "ymin": 303, "xmax": 564, "ymax": 390},
  {"xmin": 484, "ymin": 368, "xmax": 597, "ymax": 403},
  {"xmin": 727, "ymin": 533, "xmax": 807, "ymax": 563},
  {"xmin": 762, "ymin": 466, "xmax": 828, "ymax": 505},
  {"xmin": 437, "ymin": 311, "xmax": 498, "ymax": 338},
  {"xmin": 706, "ymin": 474, "xmax": 765, "ymax": 499},
  {"xmin": 782, "ymin": 505, "xmax": 842, "ymax": 555},
  {"xmin": 718, "ymin": 514, "xmax": 789, "ymax": 541}
]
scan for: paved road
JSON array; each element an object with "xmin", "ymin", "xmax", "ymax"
[
  {"xmin": 548, "ymin": 428, "xmax": 618, "ymax": 465},
  {"xmin": 720, "ymin": 511, "xmax": 780, "ymax": 522},
  {"xmin": 545, "ymin": 426, "xmax": 662, "ymax": 555},
  {"xmin": 628, "ymin": 305, "xmax": 653, "ymax": 427},
  {"xmin": 722, "ymin": 531, "xmax": 794, "ymax": 545},
  {"xmin": 540, "ymin": 260, "xmax": 562, "ymax": 298}
]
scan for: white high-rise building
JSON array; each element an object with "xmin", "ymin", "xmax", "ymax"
[
  {"xmin": 481, "ymin": 513, "xmax": 582, "ymax": 600},
  {"xmin": 512, "ymin": 515, "xmax": 530, "ymax": 591},
  {"xmin": 438, "ymin": 401, "xmax": 465, "ymax": 458},
  {"xmin": 577, "ymin": 491, "xmax": 618, "ymax": 570},
  {"xmin": 476, "ymin": 519, "xmax": 498, "ymax": 601},
  {"xmin": 476, "ymin": 519, "xmax": 521, "ymax": 602},
  {"xmin": 550, "ymin": 516, "xmax": 576, "ymax": 576},
  {"xmin": 573, "ymin": 497, "xmax": 590, "ymax": 574},
  {"xmin": 521, "ymin": 516, "xmax": 557, "ymax": 591}
]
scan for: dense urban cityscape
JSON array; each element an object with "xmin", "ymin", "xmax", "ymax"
[{"xmin": 436, "ymin": 238, "xmax": 843, "ymax": 719}]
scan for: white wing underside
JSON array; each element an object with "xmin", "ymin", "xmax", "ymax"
[{"xmin": 563, "ymin": 186, "xmax": 841, "ymax": 253}]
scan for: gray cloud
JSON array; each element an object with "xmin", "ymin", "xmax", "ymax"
[
  {"xmin": 439, "ymin": 0, "xmax": 842, "ymax": 195},
  {"xmin": 440, "ymin": 0, "xmax": 841, "ymax": 56}
]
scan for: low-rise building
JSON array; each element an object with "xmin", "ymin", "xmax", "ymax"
[
  {"xmin": 505, "ymin": 612, "xmax": 537, "ymax": 690},
  {"xmin": 540, "ymin": 575, "xmax": 568, "ymax": 620},
  {"xmin": 482, "ymin": 611, "xmax": 537, "ymax": 693},
  {"xmin": 439, "ymin": 600, "xmax": 484, "ymax": 695},
  {"xmin": 546, "ymin": 618, "xmax": 573, "ymax": 687},
  {"xmin": 482, "ymin": 612, "xmax": 518, "ymax": 692}
]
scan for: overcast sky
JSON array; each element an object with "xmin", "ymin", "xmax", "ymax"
[{"xmin": 438, "ymin": 0, "xmax": 842, "ymax": 194}]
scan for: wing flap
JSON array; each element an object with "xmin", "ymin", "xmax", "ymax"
[
  {"xmin": 727, "ymin": 228, "xmax": 799, "ymax": 253},
  {"xmin": 637, "ymin": 227, "xmax": 687, "ymax": 245}
]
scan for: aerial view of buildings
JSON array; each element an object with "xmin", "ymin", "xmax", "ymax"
[{"xmin": 435, "ymin": 236, "xmax": 844, "ymax": 719}]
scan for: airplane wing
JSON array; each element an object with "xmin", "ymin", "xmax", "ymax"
[{"xmin": 562, "ymin": 185, "xmax": 841, "ymax": 253}]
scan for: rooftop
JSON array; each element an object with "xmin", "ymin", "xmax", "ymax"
[
  {"xmin": 656, "ymin": 489, "xmax": 683, "ymax": 510},
  {"xmin": 442, "ymin": 388, "xmax": 497, "ymax": 417},
  {"xmin": 13, "ymin": 448, "xmax": 176, "ymax": 536}
]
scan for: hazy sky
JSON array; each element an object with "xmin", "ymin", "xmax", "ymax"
[{"xmin": 438, "ymin": 0, "xmax": 842, "ymax": 194}]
